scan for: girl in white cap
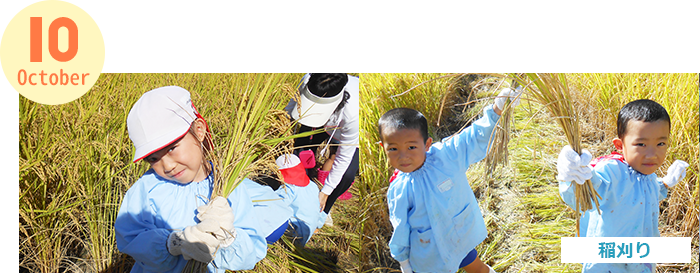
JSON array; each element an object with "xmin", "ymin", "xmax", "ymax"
[
  {"xmin": 115, "ymin": 86, "xmax": 292, "ymax": 273},
  {"xmin": 285, "ymin": 73, "xmax": 360, "ymax": 225}
]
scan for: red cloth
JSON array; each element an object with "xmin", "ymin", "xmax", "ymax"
[
  {"xmin": 589, "ymin": 151, "xmax": 625, "ymax": 168},
  {"xmin": 280, "ymin": 164, "xmax": 310, "ymax": 186}
]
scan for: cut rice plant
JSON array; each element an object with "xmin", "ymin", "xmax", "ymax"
[
  {"xmin": 484, "ymin": 77, "xmax": 517, "ymax": 179},
  {"xmin": 514, "ymin": 73, "xmax": 601, "ymax": 237},
  {"xmin": 179, "ymin": 74, "xmax": 328, "ymax": 272},
  {"xmin": 208, "ymin": 74, "xmax": 326, "ymax": 197}
]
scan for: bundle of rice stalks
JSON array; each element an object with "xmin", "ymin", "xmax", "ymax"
[
  {"xmin": 484, "ymin": 77, "xmax": 516, "ymax": 179},
  {"xmin": 515, "ymin": 73, "xmax": 601, "ymax": 237},
  {"xmin": 183, "ymin": 74, "xmax": 317, "ymax": 272}
]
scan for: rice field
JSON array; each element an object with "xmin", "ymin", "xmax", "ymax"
[{"xmin": 18, "ymin": 73, "xmax": 699, "ymax": 273}]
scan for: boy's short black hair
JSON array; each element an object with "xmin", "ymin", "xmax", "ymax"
[
  {"xmin": 307, "ymin": 73, "xmax": 350, "ymax": 114},
  {"xmin": 617, "ymin": 99, "xmax": 671, "ymax": 138},
  {"xmin": 378, "ymin": 108, "xmax": 430, "ymax": 142}
]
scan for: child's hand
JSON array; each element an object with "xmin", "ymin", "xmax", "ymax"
[
  {"xmin": 494, "ymin": 87, "xmax": 522, "ymax": 114},
  {"xmin": 197, "ymin": 196, "xmax": 236, "ymax": 246},
  {"xmin": 166, "ymin": 219, "xmax": 222, "ymax": 263},
  {"xmin": 398, "ymin": 259, "xmax": 413, "ymax": 273},
  {"xmin": 662, "ymin": 160, "xmax": 690, "ymax": 188},
  {"xmin": 556, "ymin": 145, "xmax": 593, "ymax": 185}
]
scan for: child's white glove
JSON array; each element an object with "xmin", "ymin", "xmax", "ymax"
[
  {"xmin": 167, "ymin": 219, "xmax": 222, "ymax": 263},
  {"xmin": 662, "ymin": 160, "xmax": 689, "ymax": 188},
  {"xmin": 494, "ymin": 87, "xmax": 522, "ymax": 112},
  {"xmin": 197, "ymin": 196, "xmax": 236, "ymax": 247},
  {"xmin": 556, "ymin": 145, "xmax": 593, "ymax": 185},
  {"xmin": 398, "ymin": 259, "xmax": 413, "ymax": 273}
]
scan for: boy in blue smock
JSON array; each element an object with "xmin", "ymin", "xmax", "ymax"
[
  {"xmin": 557, "ymin": 99, "xmax": 689, "ymax": 272},
  {"xmin": 381, "ymin": 88, "xmax": 521, "ymax": 273},
  {"xmin": 115, "ymin": 86, "xmax": 293, "ymax": 273}
]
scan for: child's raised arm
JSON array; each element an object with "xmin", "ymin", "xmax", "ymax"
[
  {"xmin": 438, "ymin": 104, "xmax": 502, "ymax": 173},
  {"xmin": 556, "ymin": 145, "xmax": 594, "ymax": 209},
  {"xmin": 437, "ymin": 88, "xmax": 521, "ymax": 172}
]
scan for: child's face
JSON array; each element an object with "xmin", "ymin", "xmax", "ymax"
[
  {"xmin": 144, "ymin": 132, "xmax": 207, "ymax": 184},
  {"xmin": 381, "ymin": 128, "xmax": 432, "ymax": 173},
  {"xmin": 614, "ymin": 120, "xmax": 670, "ymax": 175}
]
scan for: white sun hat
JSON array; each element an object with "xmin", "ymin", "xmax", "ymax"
[
  {"xmin": 127, "ymin": 86, "xmax": 203, "ymax": 162},
  {"xmin": 291, "ymin": 74, "xmax": 346, "ymax": 128}
]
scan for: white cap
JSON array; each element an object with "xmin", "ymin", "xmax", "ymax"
[
  {"xmin": 291, "ymin": 74, "xmax": 345, "ymax": 128},
  {"xmin": 276, "ymin": 153, "xmax": 302, "ymax": 169},
  {"xmin": 127, "ymin": 86, "xmax": 200, "ymax": 162}
]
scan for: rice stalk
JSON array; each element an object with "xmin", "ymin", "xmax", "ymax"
[
  {"xmin": 514, "ymin": 73, "xmax": 602, "ymax": 237},
  {"xmin": 183, "ymin": 74, "xmax": 334, "ymax": 272},
  {"xmin": 178, "ymin": 74, "xmax": 288, "ymax": 272},
  {"xmin": 484, "ymin": 77, "xmax": 515, "ymax": 179}
]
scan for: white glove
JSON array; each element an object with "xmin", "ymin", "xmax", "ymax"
[
  {"xmin": 662, "ymin": 160, "xmax": 689, "ymax": 188},
  {"xmin": 399, "ymin": 259, "xmax": 413, "ymax": 273},
  {"xmin": 197, "ymin": 196, "xmax": 236, "ymax": 247},
  {"xmin": 494, "ymin": 87, "xmax": 522, "ymax": 112},
  {"xmin": 556, "ymin": 145, "xmax": 593, "ymax": 185},
  {"xmin": 167, "ymin": 219, "xmax": 222, "ymax": 263}
]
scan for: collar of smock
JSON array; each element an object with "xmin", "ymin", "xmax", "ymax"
[{"xmin": 623, "ymin": 163, "xmax": 658, "ymax": 183}]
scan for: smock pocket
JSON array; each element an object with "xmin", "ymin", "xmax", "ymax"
[
  {"xmin": 409, "ymin": 228, "xmax": 441, "ymax": 271},
  {"xmin": 447, "ymin": 203, "xmax": 475, "ymax": 247}
]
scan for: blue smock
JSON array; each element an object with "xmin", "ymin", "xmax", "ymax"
[
  {"xmin": 245, "ymin": 179, "xmax": 294, "ymax": 239},
  {"xmin": 559, "ymin": 157, "xmax": 668, "ymax": 273},
  {"xmin": 387, "ymin": 105, "xmax": 499, "ymax": 273},
  {"xmin": 115, "ymin": 169, "xmax": 290, "ymax": 273},
  {"xmin": 276, "ymin": 182, "xmax": 323, "ymax": 246}
]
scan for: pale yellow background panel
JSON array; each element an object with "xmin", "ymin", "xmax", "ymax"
[{"xmin": 1, "ymin": 0, "xmax": 104, "ymax": 105}]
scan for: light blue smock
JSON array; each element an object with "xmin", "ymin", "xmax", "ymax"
[
  {"xmin": 387, "ymin": 105, "xmax": 499, "ymax": 273},
  {"xmin": 115, "ymin": 169, "xmax": 291, "ymax": 273},
  {"xmin": 559, "ymin": 157, "xmax": 668, "ymax": 273},
  {"xmin": 276, "ymin": 183, "xmax": 323, "ymax": 246},
  {"xmin": 245, "ymin": 179, "xmax": 294, "ymax": 238}
]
